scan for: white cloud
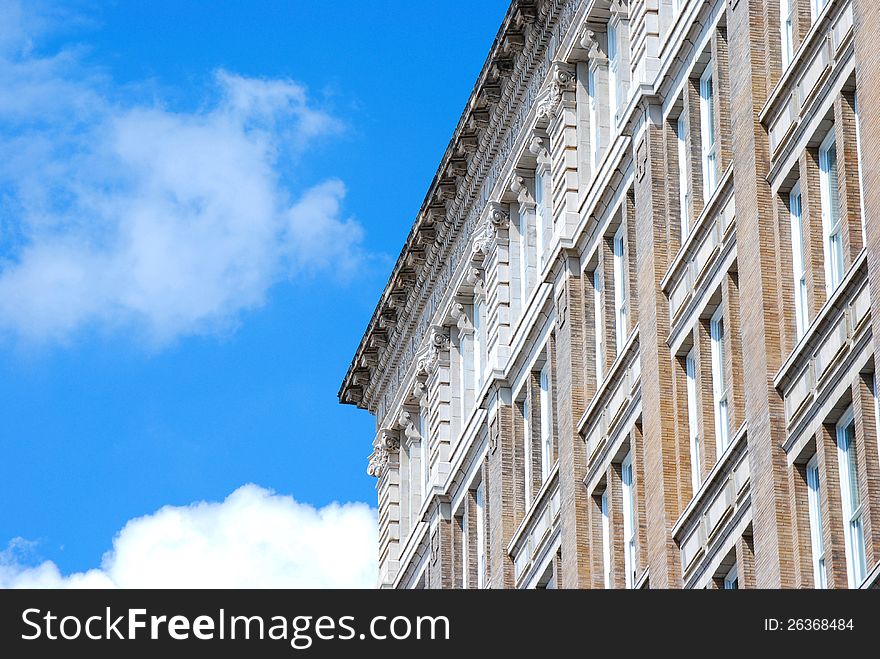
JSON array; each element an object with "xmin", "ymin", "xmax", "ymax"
[
  {"xmin": 0, "ymin": 484, "xmax": 378, "ymax": 589},
  {"xmin": 0, "ymin": 1, "xmax": 364, "ymax": 345}
]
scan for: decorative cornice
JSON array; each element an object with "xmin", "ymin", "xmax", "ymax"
[{"xmin": 340, "ymin": 0, "xmax": 580, "ymax": 419}]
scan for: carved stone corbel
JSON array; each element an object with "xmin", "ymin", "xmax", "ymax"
[
  {"xmin": 398, "ymin": 411, "xmax": 421, "ymax": 447},
  {"xmin": 451, "ymin": 303, "xmax": 474, "ymax": 336},
  {"xmin": 511, "ymin": 175, "xmax": 535, "ymax": 208},
  {"xmin": 535, "ymin": 61, "xmax": 576, "ymax": 122},
  {"xmin": 486, "ymin": 201, "xmax": 511, "ymax": 232},
  {"xmin": 581, "ymin": 29, "xmax": 608, "ymax": 65},
  {"xmin": 367, "ymin": 428, "xmax": 401, "ymax": 478},
  {"xmin": 416, "ymin": 325, "xmax": 450, "ymax": 378}
]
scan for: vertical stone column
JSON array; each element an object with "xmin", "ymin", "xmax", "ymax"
[
  {"xmin": 727, "ymin": 0, "xmax": 795, "ymax": 588},
  {"xmin": 835, "ymin": 92, "xmax": 864, "ymax": 264},
  {"xmin": 543, "ymin": 62, "xmax": 579, "ymax": 239},
  {"xmin": 800, "ymin": 149, "xmax": 827, "ymax": 315},
  {"xmin": 369, "ymin": 428, "xmax": 401, "ymax": 588},
  {"xmin": 481, "ymin": 203, "xmax": 513, "ymax": 371},
  {"xmin": 722, "ymin": 271, "xmax": 745, "ymax": 431},
  {"xmin": 712, "ymin": 25, "xmax": 733, "ymax": 172},
  {"xmin": 627, "ymin": 0, "xmax": 662, "ymax": 90},
  {"xmin": 633, "ymin": 103, "xmax": 683, "ymax": 588},
  {"xmin": 555, "ymin": 256, "xmax": 592, "ymax": 588},
  {"xmin": 736, "ymin": 533, "xmax": 757, "ymax": 589},
  {"xmin": 428, "ymin": 510, "xmax": 455, "ymax": 590},
  {"xmin": 852, "ymin": 0, "xmax": 880, "ymax": 348},
  {"xmin": 486, "ymin": 389, "xmax": 517, "ymax": 588}
]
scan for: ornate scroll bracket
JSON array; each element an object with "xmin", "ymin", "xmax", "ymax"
[
  {"xmin": 535, "ymin": 60, "xmax": 576, "ymax": 123},
  {"xmin": 367, "ymin": 428, "xmax": 401, "ymax": 478},
  {"xmin": 415, "ymin": 325, "xmax": 450, "ymax": 379}
]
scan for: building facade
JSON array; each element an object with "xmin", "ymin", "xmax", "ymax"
[{"xmin": 339, "ymin": 0, "xmax": 880, "ymax": 589}]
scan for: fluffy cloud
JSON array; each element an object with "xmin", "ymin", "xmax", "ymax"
[
  {"xmin": 0, "ymin": 485, "xmax": 378, "ymax": 589},
  {"xmin": 0, "ymin": 0, "xmax": 364, "ymax": 345}
]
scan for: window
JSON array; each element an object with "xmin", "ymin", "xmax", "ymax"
[
  {"xmin": 723, "ymin": 565, "xmax": 739, "ymax": 590},
  {"xmin": 836, "ymin": 410, "xmax": 866, "ymax": 587},
  {"xmin": 874, "ymin": 375, "xmax": 880, "ymax": 467},
  {"xmin": 535, "ymin": 169, "xmax": 547, "ymax": 267},
  {"xmin": 608, "ymin": 22, "xmax": 620, "ymax": 123},
  {"xmin": 473, "ymin": 300, "xmax": 485, "ymax": 392},
  {"xmin": 811, "ymin": 0, "xmax": 830, "ymax": 22},
  {"xmin": 677, "ymin": 112, "xmax": 690, "ymax": 239},
  {"xmin": 601, "ymin": 489, "xmax": 612, "ymax": 588},
  {"xmin": 806, "ymin": 455, "xmax": 827, "ymax": 588},
  {"xmin": 475, "ymin": 483, "xmax": 486, "ymax": 589},
  {"xmin": 459, "ymin": 514, "xmax": 467, "ymax": 586},
  {"xmin": 622, "ymin": 452, "xmax": 636, "ymax": 588},
  {"xmin": 854, "ymin": 93, "xmax": 866, "ymax": 238},
  {"xmin": 819, "ymin": 130, "xmax": 844, "ymax": 294},
  {"xmin": 613, "ymin": 226, "xmax": 628, "ymax": 349},
  {"xmin": 420, "ymin": 410, "xmax": 430, "ymax": 504},
  {"xmin": 700, "ymin": 62, "xmax": 718, "ymax": 200},
  {"xmin": 710, "ymin": 307, "xmax": 730, "ymax": 456},
  {"xmin": 523, "ymin": 397, "xmax": 531, "ymax": 504},
  {"xmin": 672, "ymin": 0, "xmax": 682, "ymax": 13},
  {"xmin": 686, "ymin": 350, "xmax": 702, "ymax": 494},
  {"xmin": 459, "ymin": 321, "xmax": 473, "ymax": 424},
  {"xmin": 789, "ymin": 183, "xmax": 808, "ymax": 340},
  {"xmin": 519, "ymin": 206, "xmax": 530, "ymax": 304},
  {"xmin": 539, "ymin": 363, "xmax": 553, "ymax": 482},
  {"xmin": 588, "ymin": 66, "xmax": 600, "ymax": 170},
  {"xmin": 781, "ymin": 0, "xmax": 795, "ymax": 69},
  {"xmin": 594, "ymin": 270, "xmax": 604, "ymax": 384}
]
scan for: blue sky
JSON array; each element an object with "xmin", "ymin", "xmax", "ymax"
[{"xmin": 0, "ymin": 0, "xmax": 508, "ymax": 586}]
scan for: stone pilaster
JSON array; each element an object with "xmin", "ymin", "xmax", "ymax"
[
  {"xmin": 633, "ymin": 102, "xmax": 683, "ymax": 588},
  {"xmin": 728, "ymin": 0, "xmax": 795, "ymax": 588},
  {"xmin": 555, "ymin": 256, "xmax": 592, "ymax": 588}
]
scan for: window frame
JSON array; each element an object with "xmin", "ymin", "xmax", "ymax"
[
  {"xmin": 686, "ymin": 349, "xmax": 702, "ymax": 494},
  {"xmin": 781, "ymin": 0, "xmax": 795, "ymax": 70},
  {"xmin": 621, "ymin": 451, "xmax": 636, "ymax": 589},
  {"xmin": 710, "ymin": 306, "xmax": 730, "ymax": 457},
  {"xmin": 836, "ymin": 408, "xmax": 866, "ymax": 588},
  {"xmin": 539, "ymin": 362, "xmax": 553, "ymax": 483},
  {"xmin": 723, "ymin": 564, "xmax": 739, "ymax": 590},
  {"xmin": 523, "ymin": 396, "xmax": 532, "ymax": 505},
  {"xmin": 608, "ymin": 21, "xmax": 620, "ymax": 124},
  {"xmin": 677, "ymin": 111, "xmax": 690, "ymax": 239},
  {"xmin": 475, "ymin": 482, "xmax": 486, "ymax": 589},
  {"xmin": 519, "ymin": 204, "xmax": 530, "ymax": 305},
  {"xmin": 613, "ymin": 225, "xmax": 628, "ymax": 350},
  {"xmin": 535, "ymin": 169, "xmax": 548, "ymax": 268},
  {"xmin": 789, "ymin": 182, "xmax": 808, "ymax": 340},
  {"xmin": 699, "ymin": 61, "xmax": 718, "ymax": 200},
  {"xmin": 819, "ymin": 128, "xmax": 844, "ymax": 295},
  {"xmin": 588, "ymin": 64, "xmax": 600, "ymax": 171},
  {"xmin": 420, "ymin": 409, "xmax": 430, "ymax": 507},
  {"xmin": 806, "ymin": 454, "xmax": 827, "ymax": 588},
  {"xmin": 601, "ymin": 489, "xmax": 612, "ymax": 588},
  {"xmin": 594, "ymin": 269, "xmax": 604, "ymax": 385},
  {"xmin": 473, "ymin": 299, "xmax": 485, "ymax": 392}
]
